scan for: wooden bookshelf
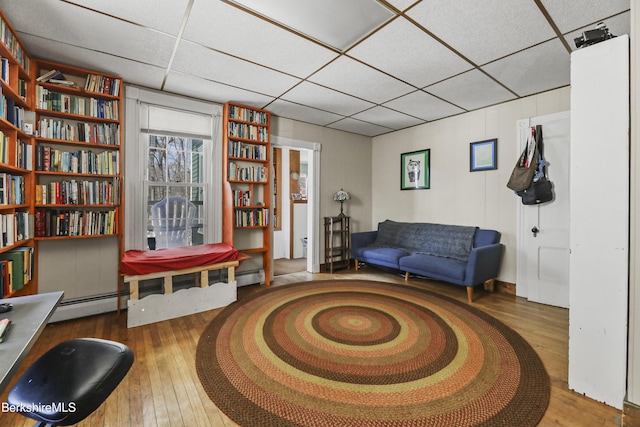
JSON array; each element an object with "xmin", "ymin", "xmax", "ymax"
[
  {"xmin": 32, "ymin": 60, "xmax": 122, "ymax": 242},
  {"xmin": 222, "ymin": 102, "xmax": 271, "ymax": 286},
  {"xmin": 0, "ymin": 8, "xmax": 35, "ymax": 297}
]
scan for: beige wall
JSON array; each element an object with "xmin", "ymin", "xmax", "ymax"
[
  {"xmin": 371, "ymin": 87, "xmax": 570, "ymax": 283},
  {"xmin": 271, "ymin": 116, "xmax": 374, "ymax": 235}
]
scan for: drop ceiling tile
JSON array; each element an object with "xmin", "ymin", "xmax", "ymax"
[
  {"xmin": 308, "ymin": 56, "xmax": 414, "ymax": 104},
  {"xmin": 482, "ymin": 39, "xmax": 569, "ymax": 97},
  {"xmin": 63, "ymin": 0, "xmax": 190, "ymax": 35},
  {"xmin": 542, "ymin": 0, "xmax": 630, "ymax": 33},
  {"xmin": 0, "ymin": 0, "xmax": 176, "ymax": 67},
  {"xmin": 564, "ymin": 12, "xmax": 631, "ymax": 51},
  {"xmin": 171, "ymin": 40, "xmax": 301, "ymax": 97},
  {"xmin": 281, "ymin": 82, "xmax": 374, "ymax": 116},
  {"xmin": 164, "ymin": 72, "xmax": 275, "ymax": 107},
  {"xmin": 183, "ymin": 0, "xmax": 338, "ymax": 78},
  {"xmin": 383, "ymin": 90, "xmax": 465, "ymax": 121},
  {"xmin": 347, "ymin": 17, "xmax": 472, "ymax": 88},
  {"xmin": 327, "ymin": 118, "xmax": 393, "ymax": 137},
  {"xmin": 225, "ymin": 0, "xmax": 394, "ymax": 51},
  {"xmin": 407, "ymin": 0, "xmax": 556, "ymax": 65},
  {"xmin": 426, "ymin": 70, "xmax": 516, "ymax": 111},
  {"xmin": 18, "ymin": 33, "xmax": 167, "ymax": 89},
  {"xmin": 351, "ymin": 106, "xmax": 425, "ymax": 130},
  {"xmin": 268, "ymin": 99, "xmax": 345, "ymax": 126}
]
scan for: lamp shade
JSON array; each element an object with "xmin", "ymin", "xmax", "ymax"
[{"xmin": 333, "ymin": 189, "xmax": 350, "ymax": 202}]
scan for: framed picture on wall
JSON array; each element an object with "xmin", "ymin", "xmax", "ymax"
[
  {"xmin": 470, "ymin": 138, "xmax": 497, "ymax": 171},
  {"xmin": 401, "ymin": 149, "xmax": 430, "ymax": 190}
]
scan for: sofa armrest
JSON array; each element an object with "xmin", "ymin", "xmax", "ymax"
[
  {"xmin": 351, "ymin": 231, "xmax": 378, "ymax": 257},
  {"xmin": 463, "ymin": 243, "xmax": 504, "ymax": 286}
]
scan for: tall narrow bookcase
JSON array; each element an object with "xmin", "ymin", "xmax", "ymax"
[
  {"xmin": 0, "ymin": 9, "xmax": 36, "ymax": 297},
  {"xmin": 222, "ymin": 102, "xmax": 271, "ymax": 286},
  {"xmin": 32, "ymin": 60, "xmax": 123, "ymax": 300},
  {"xmin": 32, "ymin": 60, "xmax": 122, "ymax": 241}
]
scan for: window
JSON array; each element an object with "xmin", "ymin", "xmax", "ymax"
[
  {"xmin": 146, "ymin": 135, "xmax": 206, "ymax": 248},
  {"xmin": 125, "ymin": 87, "xmax": 222, "ymax": 250}
]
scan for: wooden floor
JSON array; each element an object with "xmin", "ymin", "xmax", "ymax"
[{"xmin": 0, "ymin": 267, "xmax": 622, "ymax": 426}]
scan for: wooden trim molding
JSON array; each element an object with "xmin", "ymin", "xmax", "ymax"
[{"xmin": 623, "ymin": 400, "xmax": 640, "ymax": 426}]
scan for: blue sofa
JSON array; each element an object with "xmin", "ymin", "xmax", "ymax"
[{"xmin": 351, "ymin": 220, "xmax": 504, "ymax": 303}]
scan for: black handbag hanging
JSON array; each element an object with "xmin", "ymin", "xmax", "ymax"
[
  {"xmin": 516, "ymin": 126, "xmax": 554, "ymax": 205},
  {"xmin": 506, "ymin": 126, "xmax": 539, "ymax": 192}
]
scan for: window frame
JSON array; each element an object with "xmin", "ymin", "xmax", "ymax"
[{"xmin": 124, "ymin": 86, "xmax": 222, "ymax": 250}]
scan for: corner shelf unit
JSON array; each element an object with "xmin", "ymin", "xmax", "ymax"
[
  {"xmin": 32, "ymin": 60, "xmax": 122, "ymax": 241},
  {"xmin": 0, "ymin": 8, "xmax": 35, "ymax": 297},
  {"xmin": 222, "ymin": 102, "xmax": 271, "ymax": 286}
]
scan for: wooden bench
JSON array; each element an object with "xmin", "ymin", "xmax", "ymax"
[{"xmin": 120, "ymin": 244, "xmax": 246, "ymax": 328}]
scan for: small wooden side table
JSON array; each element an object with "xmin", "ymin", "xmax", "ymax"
[{"xmin": 324, "ymin": 215, "xmax": 350, "ymax": 273}]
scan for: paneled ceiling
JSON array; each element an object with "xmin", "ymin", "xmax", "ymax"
[{"xmin": 0, "ymin": 0, "xmax": 630, "ymax": 137}]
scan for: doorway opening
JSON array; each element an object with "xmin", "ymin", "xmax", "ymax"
[{"xmin": 271, "ymin": 136, "xmax": 320, "ymax": 277}]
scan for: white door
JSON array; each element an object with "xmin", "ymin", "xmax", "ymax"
[{"xmin": 516, "ymin": 111, "xmax": 570, "ymax": 308}]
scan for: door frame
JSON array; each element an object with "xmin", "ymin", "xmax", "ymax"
[
  {"xmin": 272, "ymin": 136, "xmax": 321, "ymax": 274},
  {"xmin": 516, "ymin": 111, "xmax": 570, "ymax": 301}
]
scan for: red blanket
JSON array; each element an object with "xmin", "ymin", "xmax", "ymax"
[{"xmin": 121, "ymin": 243, "xmax": 239, "ymax": 275}]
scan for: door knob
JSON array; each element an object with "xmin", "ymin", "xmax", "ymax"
[{"xmin": 531, "ymin": 226, "xmax": 539, "ymax": 237}]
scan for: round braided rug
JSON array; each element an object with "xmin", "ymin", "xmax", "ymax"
[{"xmin": 196, "ymin": 280, "xmax": 550, "ymax": 427}]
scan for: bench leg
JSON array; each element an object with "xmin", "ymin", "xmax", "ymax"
[
  {"xmin": 466, "ymin": 286, "xmax": 474, "ymax": 304},
  {"xmin": 130, "ymin": 281, "xmax": 139, "ymax": 301},
  {"xmin": 164, "ymin": 275, "xmax": 173, "ymax": 295}
]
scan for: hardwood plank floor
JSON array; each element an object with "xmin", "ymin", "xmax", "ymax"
[{"xmin": 0, "ymin": 267, "xmax": 622, "ymax": 426}]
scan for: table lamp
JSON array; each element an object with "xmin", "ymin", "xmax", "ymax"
[{"xmin": 333, "ymin": 188, "xmax": 350, "ymax": 217}]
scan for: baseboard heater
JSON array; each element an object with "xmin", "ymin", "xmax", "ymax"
[{"xmin": 49, "ymin": 269, "xmax": 265, "ymax": 322}]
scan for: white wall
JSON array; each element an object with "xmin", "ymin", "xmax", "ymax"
[{"xmin": 371, "ymin": 88, "xmax": 570, "ymax": 283}]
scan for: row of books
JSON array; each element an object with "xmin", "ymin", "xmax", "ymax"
[
  {"xmin": 234, "ymin": 208, "xmax": 269, "ymax": 227},
  {"xmin": 228, "ymin": 140, "xmax": 267, "ymax": 160},
  {"xmin": 0, "ymin": 92, "xmax": 26, "ymax": 129},
  {"xmin": 35, "ymin": 178, "xmax": 120, "ymax": 206},
  {"xmin": 34, "ymin": 208, "xmax": 117, "ymax": 237},
  {"xmin": 228, "ymin": 122, "xmax": 269, "ymax": 142},
  {"xmin": 0, "ymin": 211, "xmax": 31, "ymax": 248},
  {"xmin": 35, "ymin": 145, "xmax": 119, "ymax": 175},
  {"xmin": 0, "ymin": 17, "xmax": 29, "ymax": 71},
  {"xmin": 228, "ymin": 105, "xmax": 268, "ymax": 125},
  {"xmin": 232, "ymin": 190, "xmax": 253, "ymax": 207},
  {"xmin": 85, "ymin": 74, "xmax": 120, "ymax": 97},
  {"xmin": 0, "ymin": 246, "xmax": 34, "ymax": 297},
  {"xmin": 0, "ymin": 173, "xmax": 25, "ymax": 205},
  {"xmin": 36, "ymin": 86, "xmax": 119, "ymax": 120},
  {"xmin": 37, "ymin": 118, "xmax": 120, "ymax": 145},
  {"xmin": 0, "ymin": 132, "xmax": 32, "ymax": 170},
  {"xmin": 228, "ymin": 162, "xmax": 267, "ymax": 182}
]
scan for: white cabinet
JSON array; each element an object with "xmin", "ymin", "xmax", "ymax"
[{"xmin": 569, "ymin": 35, "xmax": 629, "ymax": 409}]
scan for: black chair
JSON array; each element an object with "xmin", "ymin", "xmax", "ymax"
[{"xmin": 8, "ymin": 338, "xmax": 134, "ymax": 426}]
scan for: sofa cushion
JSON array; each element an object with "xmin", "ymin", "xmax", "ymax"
[
  {"xmin": 358, "ymin": 247, "xmax": 411, "ymax": 266},
  {"xmin": 399, "ymin": 253, "xmax": 467, "ymax": 282},
  {"xmin": 373, "ymin": 220, "xmax": 477, "ymax": 261}
]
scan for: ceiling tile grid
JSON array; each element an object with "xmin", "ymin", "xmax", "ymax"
[{"xmin": 0, "ymin": 0, "xmax": 631, "ymax": 137}]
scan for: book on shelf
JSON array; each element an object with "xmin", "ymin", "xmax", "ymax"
[
  {"xmin": 36, "ymin": 69, "xmax": 65, "ymax": 82},
  {"xmin": 0, "ymin": 246, "xmax": 34, "ymax": 291},
  {"xmin": 47, "ymin": 79, "xmax": 78, "ymax": 88}
]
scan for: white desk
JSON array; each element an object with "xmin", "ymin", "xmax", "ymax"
[{"xmin": 0, "ymin": 291, "xmax": 64, "ymax": 393}]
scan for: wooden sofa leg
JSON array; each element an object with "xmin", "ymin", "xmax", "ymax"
[
  {"xmin": 355, "ymin": 260, "xmax": 360, "ymax": 270},
  {"xmin": 405, "ymin": 272, "xmax": 410, "ymax": 281},
  {"xmin": 484, "ymin": 279, "xmax": 495, "ymax": 292},
  {"xmin": 466, "ymin": 286, "xmax": 474, "ymax": 304}
]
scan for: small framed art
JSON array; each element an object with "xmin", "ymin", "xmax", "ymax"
[
  {"xmin": 470, "ymin": 138, "xmax": 497, "ymax": 172},
  {"xmin": 401, "ymin": 149, "xmax": 430, "ymax": 190}
]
